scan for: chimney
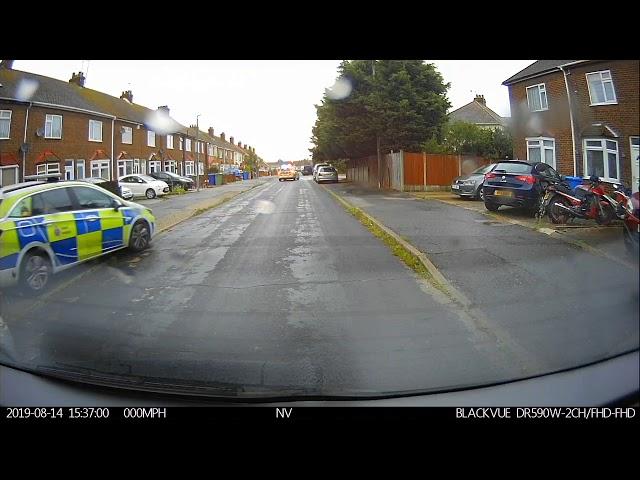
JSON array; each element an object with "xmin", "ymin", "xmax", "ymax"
[
  {"xmin": 474, "ymin": 94, "xmax": 486, "ymax": 106},
  {"xmin": 120, "ymin": 90, "xmax": 133, "ymax": 103},
  {"xmin": 220, "ymin": 132, "xmax": 225, "ymax": 141},
  {"xmin": 238, "ymin": 142, "xmax": 242, "ymax": 149},
  {"xmin": 208, "ymin": 127, "xmax": 214, "ymax": 137},
  {"xmin": 0, "ymin": 60, "xmax": 14, "ymax": 70},
  {"xmin": 69, "ymin": 72, "xmax": 86, "ymax": 87},
  {"xmin": 230, "ymin": 136, "xmax": 234, "ymax": 145},
  {"xmin": 157, "ymin": 105, "xmax": 170, "ymax": 115}
]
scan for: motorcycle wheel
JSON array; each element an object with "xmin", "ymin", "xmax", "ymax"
[
  {"xmin": 549, "ymin": 195, "xmax": 571, "ymax": 224},
  {"xmin": 595, "ymin": 202, "xmax": 615, "ymax": 226}
]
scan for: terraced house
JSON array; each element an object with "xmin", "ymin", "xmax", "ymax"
[
  {"xmin": 503, "ymin": 60, "xmax": 639, "ymax": 192},
  {"xmin": 0, "ymin": 60, "xmax": 256, "ymax": 187}
]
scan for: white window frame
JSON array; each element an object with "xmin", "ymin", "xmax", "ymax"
[
  {"xmin": 166, "ymin": 135, "xmax": 174, "ymax": 149},
  {"xmin": 0, "ymin": 110, "xmax": 12, "ymax": 139},
  {"xmin": 0, "ymin": 166, "xmax": 19, "ymax": 187},
  {"xmin": 76, "ymin": 159, "xmax": 85, "ymax": 179},
  {"xmin": 583, "ymin": 138, "xmax": 620, "ymax": 182},
  {"xmin": 208, "ymin": 144, "xmax": 213, "ymax": 156},
  {"xmin": 121, "ymin": 126, "xmax": 133, "ymax": 145},
  {"xmin": 179, "ymin": 137, "xmax": 184, "ymax": 151},
  {"xmin": 45, "ymin": 114, "xmax": 63, "ymax": 139},
  {"xmin": 88, "ymin": 119, "xmax": 103, "ymax": 142},
  {"xmin": 526, "ymin": 137, "xmax": 556, "ymax": 169},
  {"xmin": 133, "ymin": 159, "xmax": 140, "ymax": 174},
  {"xmin": 148, "ymin": 160, "xmax": 161, "ymax": 174},
  {"xmin": 164, "ymin": 160, "xmax": 177, "ymax": 173},
  {"xmin": 37, "ymin": 162, "xmax": 60, "ymax": 175},
  {"xmin": 586, "ymin": 70, "xmax": 617, "ymax": 106},
  {"xmin": 198, "ymin": 161, "xmax": 204, "ymax": 176},
  {"xmin": 90, "ymin": 160, "xmax": 110, "ymax": 180},
  {"xmin": 64, "ymin": 159, "xmax": 75, "ymax": 180},
  {"xmin": 117, "ymin": 159, "xmax": 134, "ymax": 178},
  {"xmin": 526, "ymin": 83, "xmax": 548, "ymax": 112},
  {"xmin": 147, "ymin": 130, "xmax": 156, "ymax": 147},
  {"xmin": 139, "ymin": 159, "xmax": 147, "ymax": 175},
  {"xmin": 185, "ymin": 138, "xmax": 192, "ymax": 152},
  {"xmin": 185, "ymin": 161, "xmax": 194, "ymax": 176}
]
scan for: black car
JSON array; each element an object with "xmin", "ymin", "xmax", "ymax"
[
  {"xmin": 302, "ymin": 165, "xmax": 313, "ymax": 176},
  {"xmin": 482, "ymin": 161, "xmax": 562, "ymax": 213},
  {"xmin": 148, "ymin": 171, "xmax": 193, "ymax": 191}
]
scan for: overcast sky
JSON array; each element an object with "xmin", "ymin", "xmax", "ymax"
[{"xmin": 13, "ymin": 60, "xmax": 534, "ymax": 162}]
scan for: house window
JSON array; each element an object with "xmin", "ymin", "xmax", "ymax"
[
  {"xmin": 133, "ymin": 159, "xmax": 140, "ymax": 174},
  {"xmin": 45, "ymin": 114, "xmax": 63, "ymax": 139},
  {"xmin": 90, "ymin": 160, "xmax": 110, "ymax": 180},
  {"xmin": 0, "ymin": 166, "xmax": 19, "ymax": 187},
  {"xmin": 89, "ymin": 120, "xmax": 103, "ymax": 142},
  {"xmin": 118, "ymin": 159, "xmax": 134, "ymax": 178},
  {"xmin": 586, "ymin": 70, "xmax": 617, "ymax": 105},
  {"xmin": 64, "ymin": 160, "xmax": 75, "ymax": 180},
  {"xmin": 208, "ymin": 144, "xmax": 213, "ymax": 156},
  {"xmin": 179, "ymin": 137, "xmax": 184, "ymax": 150},
  {"xmin": 76, "ymin": 159, "xmax": 85, "ymax": 179},
  {"xmin": 148, "ymin": 160, "xmax": 161, "ymax": 173},
  {"xmin": 198, "ymin": 161, "xmax": 204, "ymax": 175},
  {"xmin": 218, "ymin": 148, "xmax": 223, "ymax": 159},
  {"xmin": 37, "ymin": 162, "xmax": 60, "ymax": 175},
  {"xmin": 140, "ymin": 160, "xmax": 147, "ymax": 175},
  {"xmin": 526, "ymin": 137, "xmax": 556, "ymax": 168},
  {"xmin": 584, "ymin": 139, "xmax": 619, "ymax": 181},
  {"xmin": 164, "ymin": 160, "xmax": 176, "ymax": 173},
  {"xmin": 147, "ymin": 130, "xmax": 156, "ymax": 147},
  {"xmin": 526, "ymin": 84, "xmax": 548, "ymax": 112},
  {"xmin": 166, "ymin": 135, "xmax": 174, "ymax": 149},
  {"xmin": 185, "ymin": 161, "xmax": 194, "ymax": 176},
  {"xmin": 185, "ymin": 139, "xmax": 192, "ymax": 151},
  {"xmin": 0, "ymin": 110, "xmax": 11, "ymax": 139},
  {"xmin": 122, "ymin": 126, "xmax": 133, "ymax": 144}
]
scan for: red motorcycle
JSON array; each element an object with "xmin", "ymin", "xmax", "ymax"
[
  {"xmin": 613, "ymin": 183, "xmax": 639, "ymax": 256},
  {"xmin": 547, "ymin": 175, "xmax": 615, "ymax": 225}
]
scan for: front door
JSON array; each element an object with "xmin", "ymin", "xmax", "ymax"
[{"xmin": 631, "ymin": 137, "xmax": 639, "ymax": 194}]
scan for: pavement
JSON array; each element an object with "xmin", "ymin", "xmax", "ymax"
[{"xmin": 0, "ymin": 176, "xmax": 637, "ymax": 398}]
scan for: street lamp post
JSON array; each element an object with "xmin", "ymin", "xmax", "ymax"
[{"xmin": 195, "ymin": 114, "xmax": 201, "ymax": 192}]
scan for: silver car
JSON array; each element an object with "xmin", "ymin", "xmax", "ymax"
[
  {"xmin": 315, "ymin": 166, "xmax": 338, "ymax": 183},
  {"xmin": 451, "ymin": 163, "xmax": 497, "ymax": 200}
]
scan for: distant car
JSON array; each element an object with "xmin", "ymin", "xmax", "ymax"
[
  {"xmin": 0, "ymin": 181, "xmax": 155, "ymax": 294},
  {"xmin": 119, "ymin": 174, "xmax": 170, "ymax": 199},
  {"xmin": 278, "ymin": 169, "xmax": 297, "ymax": 181},
  {"xmin": 451, "ymin": 163, "xmax": 498, "ymax": 200},
  {"xmin": 302, "ymin": 165, "xmax": 313, "ymax": 176},
  {"xmin": 148, "ymin": 171, "xmax": 193, "ymax": 191},
  {"xmin": 74, "ymin": 177, "xmax": 128, "ymax": 199},
  {"xmin": 482, "ymin": 161, "xmax": 562, "ymax": 213},
  {"xmin": 314, "ymin": 166, "xmax": 338, "ymax": 184}
]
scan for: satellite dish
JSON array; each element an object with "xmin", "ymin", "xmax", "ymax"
[{"xmin": 36, "ymin": 128, "xmax": 44, "ymax": 137}]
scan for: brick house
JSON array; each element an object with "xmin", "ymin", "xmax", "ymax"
[
  {"xmin": 0, "ymin": 61, "xmax": 256, "ymax": 187},
  {"xmin": 448, "ymin": 94, "xmax": 508, "ymax": 130},
  {"xmin": 503, "ymin": 60, "xmax": 639, "ymax": 192}
]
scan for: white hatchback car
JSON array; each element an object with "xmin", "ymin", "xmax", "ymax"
[{"xmin": 119, "ymin": 174, "xmax": 170, "ymax": 199}]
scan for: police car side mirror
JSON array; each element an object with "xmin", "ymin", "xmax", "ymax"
[{"xmin": 113, "ymin": 200, "xmax": 123, "ymax": 211}]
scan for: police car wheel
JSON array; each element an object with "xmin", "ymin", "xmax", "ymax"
[
  {"xmin": 145, "ymin": 189, "xmax": 156, "ymax": 199},
  {"xmin": 20, "ymin": 251, "xmax": 52, "ymax": 294},
  {"xmin": 130, "ymin": 221, "xmax": 151, "ymax": 252}
]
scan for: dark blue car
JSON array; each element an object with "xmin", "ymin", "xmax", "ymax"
[{"xmin": 482, "ymin": 161, "xmax": 562, "ymax": 213}]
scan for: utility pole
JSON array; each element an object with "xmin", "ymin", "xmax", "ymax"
[
  {"xmin": 195, "ymin": 114, "xmax": 201, "ymax": 192},
  {"xmin": 373, "ymin": 60, "xmax": 381, "ymax": 189}
]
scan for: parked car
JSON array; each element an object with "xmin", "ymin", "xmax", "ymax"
[
  {"xmin": 313, "ymin": 163, "xmax": 330, "ymax": 180},
  {"xmin": 451, "ymin": 163, "xmax": 498, "ymax": 200},
  {"xmin": 315, "ymin": 166, "xmax": 338, "ymax": 184},
  {"xmin": 76, "ymin": 177, "xmax": 133, "ymax": 200},
  {"xmin": 482, "ymin": 161, "xmax": 561, "ymax": 213},
  {"xmin": 0, "ymin": 181, "xmax": 156, "ymax": 294},
  {"xmin": 302, "ymin": 165, "xmax": 313, "ymax": 176},
  {"xmin": 148, "ymin": 171, "xmax": 193, "ymax": 191},
  {"xmin": 119, "ymin": 174, "xmax": 170, "ymax": 199}
]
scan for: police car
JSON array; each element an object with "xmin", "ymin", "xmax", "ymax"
[{"xmin": 0, "ymin": 180, "xmax": 156, "ymax": 294}]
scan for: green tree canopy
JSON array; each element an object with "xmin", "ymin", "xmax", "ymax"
[
  {"xmin": 311, "ymin": 60, "xmax": 451, "ymax": 161},
  {"xmin": 422, "ymin": 121, "xmax": 513, "ymax": 160}
]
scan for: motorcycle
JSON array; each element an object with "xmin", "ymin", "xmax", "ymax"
[
  {"xmin": 545, "ymin": 175, "xmax": 616, "ymax": 225},
  {"xmin": 612, "ymin": 183, "xmax": 640, "ymax": 256}
]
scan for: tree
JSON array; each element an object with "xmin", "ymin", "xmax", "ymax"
[
  {"xmin": 426, "ymin": 121, "xmax": 513, "ymax": 160},
  {"xmin": 311, "ymin": 60, "xmax": 451, "ymax": 161}
]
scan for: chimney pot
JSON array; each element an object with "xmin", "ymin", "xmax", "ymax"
[
  {"xmin": 230, "ymin": 136, "xmax": 234, "ymax": 145},
  {"xmin": 69, "ymin": 71, "xmax": 86, "ymax": 87},
  {"xmin": 474, "ymin": 94, "xmax": 486, "ymax": 106},
  {"xmin": 120, "ymin": 90, "xmax": 134, "ymax": 103},
  {"xmin": 157, "ymin": 105, "xmax": 169, "ymax": 115},
  {"xmin": 208, "ymin": 127, "xmax": 214, "ymax": 137},
  {"xmin": 220, "ymin": 132, "xmax": 225, "ymax": 141}
]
